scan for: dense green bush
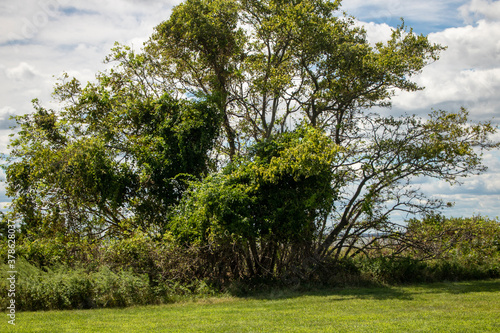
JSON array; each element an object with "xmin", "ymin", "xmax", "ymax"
[
  {"xmin": 0, "ymin": 231, "xmax": 224, "ymax": 311},
  {"xmin": 100, "ymin": 231, "xmax": 222, "ymax": 286},
  {"xmin": 404, "ymin": 214, "xmax": 500, "ymax": 262},
  {"xmin": 0, "ymin": 258, "xmax": 220, "ymax": 311},
  {"xmin": 0, "ymin": 259, "xmax": 156, "ymax": 311},
  {"xmin": 353, "ymin": 215, "xmax": 500, "ymax": 284},
  {"xmin": 3, "ymin": 215, "xmax": 499, "ymax": 311},
  {"xmin": 356, "ymin": 256, "xmax": 428, "ymax": 284},
  {"xmin": 355, "ymin": 256, "xmax": 500, "ymax": 285},
  {"xmin": 170, "ymin": 125, "xmax": 341, "ymax": 280},
  {"xmin": 90, "ymin": 267, "xmax": 153, "ymax": 308}
]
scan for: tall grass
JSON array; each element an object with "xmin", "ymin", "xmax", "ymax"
[{"xmin": 0, "ymin": 259, "xmax": 217, "ymax": 312}]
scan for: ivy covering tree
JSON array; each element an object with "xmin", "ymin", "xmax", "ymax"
[
  {"xmin": 3, "ymin": 0, "xmax": 498, "ymax": 281},
  {"xmin": 170, "ymin": 125, "xmax": 343, "ymax": 278},
  {"xmin": 5, "ymin": 89, "xmax": 221, "ymax": 238}
]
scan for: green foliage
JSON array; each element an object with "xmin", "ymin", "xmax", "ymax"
[
  {"xmin": 148, "ymin": 0, "xmax": 446, "ymax": 145},
  {"xmin": 355, "ymin": 215, "xmax": 500, "ymax": 284},
  {"xmin": 173, "ymin": 125, "xmax": 339, "ymax": 242},
  {"xmin": 154, "ymin": 0, "xmax": 243, "ymax": 81},
  {"xmin": 3, "ymin": 90, "xmax": 221, "ymax": 238},
  {"xmin": 357, "ymin": 256, "xmax": 429, "ymax": 284},
  {"xmin": 170, "ymin": 125, "xmax": 341, "ymax": 278},
  {"xmin": 405, "ymin": 214, "xmax": 500, "ymax": 263},
  {"xmin": 319, "ymin": 110, "xmax": 499, "ymax": 261},
  {"xmin": 90, "ymin": 267, "xmax": 153, "ymax": 308},
  {"xmin": 103, "ymin": 231, "xmax": 158, "ymax": 275},
  {"xmin": 9, "ymin": 237, "xmax": 74, "ymax": 268},
  {"xmin": 0, "ymin": 258, "xmax": 220, "ymax": 311},
  {"xmin": 356, "ymin": 255, "xmax": 500, "ymax": 285},
  {"xmin": 1, "ymin": 0, "xmax": 499, "ymax": 288},
  {"xmin": 0, "ymin": 259, "xmax": 150, "ymax": 311}
]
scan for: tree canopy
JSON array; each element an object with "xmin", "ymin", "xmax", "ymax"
[
  {"xmin": 5, "ymin": 87, "xmax": 221, "ymax": 238},
  {"xmin": 2, "ymin": 0, "xmax": 498, "ymax": 280}
]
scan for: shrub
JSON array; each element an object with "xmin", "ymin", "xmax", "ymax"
[
  {"xmin": 0, "ymin": 259, "xmax": 92, "ymax": 311},
  {"xmin": 356, "ymin": 256, "xmax": 429, "ymax": 284},
  {"xmin": 0, "ymin": 259, "xmax": 155, "ymax": 311},
  {"xmin": 404, "ymin": 214, "xmax": 500, "ymax": 263},
  {"xmin": 91, "ymin": 267, "xmax": 153, "ymax": 308},
  {"xmin": 428, "ymin": 258, "xmax": 500, "ymax": 282}
]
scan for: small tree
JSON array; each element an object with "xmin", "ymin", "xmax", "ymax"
[{"xmin": 170, "ymin": 125, "xmax": 341, "ymax": 278}]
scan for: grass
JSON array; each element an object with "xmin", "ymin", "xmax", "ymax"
[{"xmin": 3, "ymin": 279, "xmax": 500, "ymax": 332}]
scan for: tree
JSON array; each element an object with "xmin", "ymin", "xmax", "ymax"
[
  {"xmin": 151, "ymin": 0, "xmax": 497, "ymax": 277},
  {"xmin": 4, "ymin": 80, "xmax": 221, "ymax": 239},
  {"xmin": 148, "ymin": 0, "xmax": 444, "ymax": 148},
  {"xmin": 2, "ymin": 0, "xmax": 498, "ymax": 280},
  {"xmin": 170, "ymin": 125, "xmax": 342, "ymax": 278},
  {"xmin": 316, "ymin": 109, "xmax": 498, "ymax": 261}
]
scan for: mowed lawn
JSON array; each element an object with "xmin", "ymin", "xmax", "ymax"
[{"xmin": 4, "ymin": 279, "xmax": 500, "ymax": 332}]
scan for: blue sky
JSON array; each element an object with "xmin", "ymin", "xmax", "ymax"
[{"xmin": 0, "ymin": 0, "xmax": 499, "ymax": 219}]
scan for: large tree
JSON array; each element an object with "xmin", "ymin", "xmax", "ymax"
[
  {"xmin": 150, "ymin": 0, "xmax": 497, "ymax": 275},
  {"xmin": 3, "ymin": 0, "xmax": 498, "ymax": 279},
  {"xmin": 148, "ymin": 0, "xmax": 445, "ymax": 148}
]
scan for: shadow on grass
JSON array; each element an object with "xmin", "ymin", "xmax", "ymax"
[
  {"xmin": 237, "ymin": 278, "xmax": 500, "ymax": 303},
  {"xmin": 412, "ymin": 279, "xmax": 500, "ymax": 295},
  {"xmin": 239, "ymin": 283, "xmax": 413, "ymax": 302}
]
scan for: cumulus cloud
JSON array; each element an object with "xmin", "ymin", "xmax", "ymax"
[
  {"xmin": 437, "ymin": 193, "xmax": 500, "ymax": 218},
  {"xmin": 388, "ymin": 18, "xmax": 500, "ymax": 121},
  {"xmin": 342, "ymin": 0, "xmax": 470, "ymax": 33},
  {"xmin": 460, "ymin": 0, "xmax": 500, "ymax": 23},
  {"xmin": 429, "ymin": 20, "xmax": 500, "ymax": 71},
  {"xmin": 394, "ymin": 67, "xmax": 500, "ymax": 112},
  {"xmin": 0, "ymin": 129, "xmax": 14, "ymax": 154},
  {"xmin": 355, "ymin": 20, "xmax": 394, "ymax": 45},
  {"xmin": 352, "ymin": 3, "xmax": 500, "ymax": 123},
  {"xmin": 1, "ymin": 0, "xmax": 176, "ymax": 46},
  {"xmin": 415, "ymin": 168, "xmax": 500, "ymax": 217},
  {"xmin": 0, "ymin": 0, "xmax": 498, "ymax": 219},
  {"xmin": 350, "ymin": 1, "xmax": 500, "ymax": 220},
  {"xmin": 5, "ymin": 62, "xmax": 40, "ymax": 81},
  {"xmin": 0, "ymin": 0, "xmax": 66, "ymax": 44}
]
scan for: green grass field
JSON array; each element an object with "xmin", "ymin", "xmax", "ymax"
[{"xmin": 3, "ymin": 279, "xmax": 500, "ymax": 332}]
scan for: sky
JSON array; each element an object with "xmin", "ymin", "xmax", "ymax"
[{"xmin": 0, "ymin": 0, "xmax": 499, "ymax": 220}]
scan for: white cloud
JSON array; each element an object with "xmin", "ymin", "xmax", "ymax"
[
  {"xmin": 349, "ymin": 1, "xmax": 500, "ymax": 221},
  {"xmin": 439, "ymin": 193, "xmax": 500, "ymax": 218},
  {"xmin": 353, "ymin": 8, "xmax": 500, "ymax": 124},
  {"xmin": 1, "ymin": 0, "xmax": 176, "ymax": 45},
  {"xmin": 389, "ymin": 19, "xmax": 500, "ymax": 122},
  {"xmin": 5, "ymin": 62, "xmax": 41, "ymax": 81},
  {"xmin": 355, "ymin": 20, "xmax": 394, "ymax": 45},
  {"xmin": 0, "ymin": 107, "xmax": 17, "ymax": 132},
  {"xmin": 0, "ymin": 0, "xmax": 66, "ymax": 44},
  {"xmin": 429, "ymin": 20, "xmax": 500, "ymax": 70},
  {"xmin": 394, "ymin": 67, "xmax": 500, "ymax": 111},
  {"xmin": 413, "ymin": 149, "xmax": 500, "ymax": 218},
  {"xmin": 0, "ymin": 129, "xmax": 15, "ymax": 154},
  {"xmin": 0, "ymin": 106, "xmax": 17, "ymax": 121},
  {"xmin": 0, "ymin": 0, "xmax": 181, "ymax": 152},
  {"xmin": 460, "ymin": 0, "xmax": 500, "ymax": 23},
  {"xmin": 0, "ymin": 0, "xmax": 498, "ymax": 220},
  {"xmin": 0, "ymin": 0, "xmax": 179, "ymax": 112}
]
